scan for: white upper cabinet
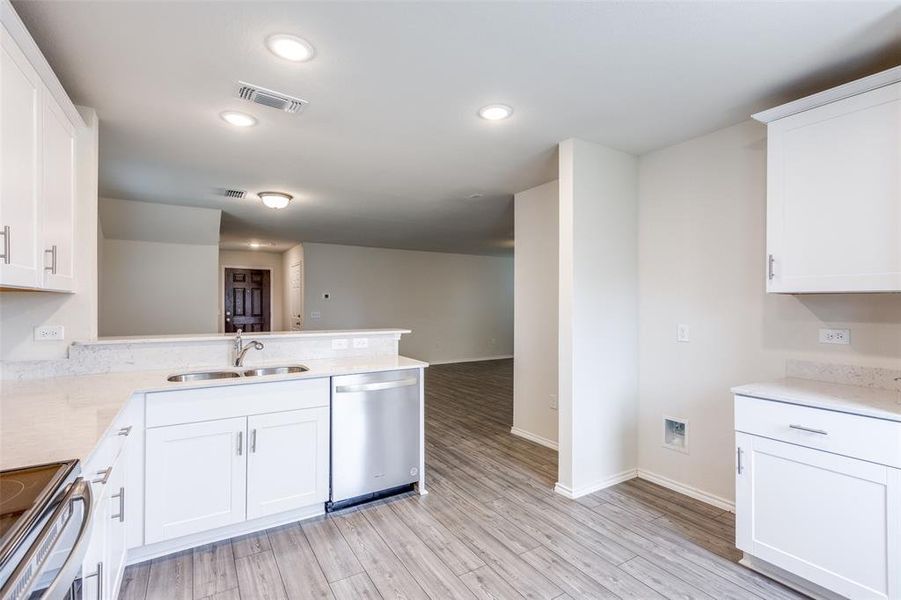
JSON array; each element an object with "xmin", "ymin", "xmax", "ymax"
[
  {"xmin": 755, "ymin": 67, "xmax": 901, "ymax": 293},
  {"xmin": 41, "ymin": 94, "xmax": 76, "ymax": 291},
  {"xmin": 0, "ymin": 25, "xmax": 41, "ymax": 288},
  {"xmin": 0, "ymin": 8, "xmax": 84, "ymax": 292}
]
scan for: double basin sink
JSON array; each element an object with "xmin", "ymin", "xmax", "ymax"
[{"xmin": 167, "ymin": 365, "xmax": 308, "ymax": 383}]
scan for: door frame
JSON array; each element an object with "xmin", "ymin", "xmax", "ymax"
[{"xmin": 220, "ymin": 265, "xmax": 273, "ymax": 333}]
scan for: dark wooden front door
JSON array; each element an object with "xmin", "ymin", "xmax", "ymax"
[{"xmin": 224, "ymin": 268, "xmax": 271, "ymax": 333}]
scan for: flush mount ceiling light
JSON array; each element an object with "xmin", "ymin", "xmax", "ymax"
[
  {"xmin": 266, "ymin": 34, "xmax": 315, "ymax": 62},
  {"xmin": 258, "ymin": 191, "xmax": 293, "ymax": 209},
  {"xmin": 478, "ymin": 104, "xmax": 513, "ymax": 121},
  {"xmin": 220, "ymin": 111, "xmax": 257, "ymax": 127},
  {"xmin": 248, "ymin": 242, "xmax": 263, "ymax": 249}
]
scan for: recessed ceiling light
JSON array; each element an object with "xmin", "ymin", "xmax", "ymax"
[
  {"xmin": 266, "ymin": 34, "xmax": 315, "ymax": 62},
  {"xmin": 258, "ymin": 191, "xmax": 293, "ymax": 209},
  {"xmin": 478, "ymin": 104, "xmax": 513, "ymax": 121},
  {"xmin": 220, "ymin": 111, "xmax": 257, "ymax": 127}
]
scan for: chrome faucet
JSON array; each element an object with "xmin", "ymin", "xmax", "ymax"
[{"xmin": 233, "ymin": 328, "xmax": 264, "ymax": 367}]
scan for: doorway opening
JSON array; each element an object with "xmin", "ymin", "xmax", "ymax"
[{"xmin": 224, "ymin": 267, "xmax": 271, "ymax": 333}]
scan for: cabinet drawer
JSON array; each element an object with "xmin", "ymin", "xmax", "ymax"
[
  {"xmin": 735, "ymin": 395, "xmax": 901, "ymax": 468},
  {"xmin": 146, "ymin": 378, "xmax": 330, "ymax": 428}
]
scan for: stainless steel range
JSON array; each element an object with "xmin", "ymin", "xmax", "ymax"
[{"xmin": 0, "ymin": 461, "xmax": 93, "ymax": 600}]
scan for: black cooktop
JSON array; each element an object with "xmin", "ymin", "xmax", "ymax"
[{"xmin": 0, "ymin": 462, "xmax": 78, "ymax": 554}]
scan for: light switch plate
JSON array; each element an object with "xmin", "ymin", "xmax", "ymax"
[
  {"xmin": 353, "ymin": 338, "xmax": 369, "ymax": 349},
  {"xmin": 34, "ymin": 325, "xmax": 64, "ymax": 341},
  {"xmin": 819, "ymin": 328, "xmax": 850, "ymax": 345},
  {"xmin": 677, "ymin": 324, "xmax": 690, "ymax": 343},
  {"xmin": 331, "ymin": 338, "xmax": 349, "ymax": 350}
]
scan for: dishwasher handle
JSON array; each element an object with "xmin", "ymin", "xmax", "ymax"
[{"xmin": 335, "ymin": 377, "xmax": 418, "ymax": 394}]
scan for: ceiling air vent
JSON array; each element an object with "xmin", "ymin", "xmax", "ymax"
[
  {"xmin": 223, "ymin": 189, "xmax": 246, "ymax": 199},
  {"xmin": 237, "ymin": 81, "xmax": 308, "ymax": 114}
]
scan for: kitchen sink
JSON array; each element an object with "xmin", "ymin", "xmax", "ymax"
[
  {"xmin": 243, "ymin": 365, "xmax": 309, "ymax": 377},
  {"xmin": 166, "ymin": 371, "xmax": 242, "ymax": 382}
]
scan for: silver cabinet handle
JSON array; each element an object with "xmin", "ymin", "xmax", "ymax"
[
  {"xmin": 83, "ymin": 561, "xmax": 103, "ymax": 600},
  {"xmin": 736, "ymin": 447, "xmax": 743, "ymax": 474},
  {"xmin": 335, "ymin": 377, "xmax": 418, "ymax": 393},
  {"xmin": 111, "ymin": 486, "xmax": 125, "ymax": 522},
  {"xmin": 44, "ymin": 244, "xmax": 57, "ymax": 274},
  {"xmin": 237, "ymin": 431, "xmax": 243, "ymax": 456},
  {"xmin": 789, "ymin": 424, "xmax": 828, "ymax": 435},
  {"xmin": 767, "ymin": 254, "xmax": 775, "ymax": 280},
  {"xmin": 0, "ymin": 225, "xmax": 9, "ymax": 264},
  {"xmin": 91, "ymin": 467, "xmax": 112, "ymax": 484},
  {"xmin": 26, "ymin": 479, "xmax": 94, "ymax": 600},
  {"xmin": 251, "ymin": 428, "xmax": 257, "ymax": 453},
  {"xmin": 117, "ymin": 425, "xmax": 133, "ymax": 437}
]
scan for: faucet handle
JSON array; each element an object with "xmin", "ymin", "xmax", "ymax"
[{"xmin": 236, "ymin": 328, "xmax": 243, "ymax": 336}]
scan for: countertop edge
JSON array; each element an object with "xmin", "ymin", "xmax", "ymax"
[
  {"xmin": 72, "ymin": 328, "xmax": 413, "ymax": 346},
  {"xmin": 732, "ymin": 378, "xmax": 901, "ymax": 423}
]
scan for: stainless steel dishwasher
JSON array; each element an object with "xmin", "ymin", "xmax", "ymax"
[{"xmin": 329, "ymin": 369, "xmax": 421, "ymax": 511}]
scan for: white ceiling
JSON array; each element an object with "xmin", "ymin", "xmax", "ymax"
[{"xmin": 14, "ymin": 1, "xmax": 901, "ymax": 256}]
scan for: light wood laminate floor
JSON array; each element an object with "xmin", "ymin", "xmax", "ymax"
[{"xmin": 120, "ymin": 359, "xmax": 807, "ymax": 600}]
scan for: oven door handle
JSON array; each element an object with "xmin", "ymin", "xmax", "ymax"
[{"xmin": 37, "ymin": 479, "xmax": 94, "ymax": 600}]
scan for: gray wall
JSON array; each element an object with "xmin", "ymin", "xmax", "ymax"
[
  {"xmin": 303, "ymin": 243, "xmax": 513, "ymax": 364},
  {"xmin": 100, "ymin": 239, "xmax": 219, "ymax": 336}
]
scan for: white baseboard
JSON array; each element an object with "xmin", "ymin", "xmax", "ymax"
[
  {"xmin": 554, "ymin": 469, "xmax": 638, "ymax": 499},
  {"xmin": 510, "ymin": 426, "xmax": 559, "ymax": 450},
  {"xmin": 126, "ymin": 504, "xmax": 323, "ymax": 565},
  {"xmin": 636, "ymin": 469, "xmax": 735, "ymax": 512},
  {"xmin": 429, "ymin": 354, "xmax": 513, "ymax": 365}
]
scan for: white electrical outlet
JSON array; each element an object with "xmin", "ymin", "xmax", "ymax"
[
  {"xmin": 34, "ymin": 325, "xmax": 65, "ymax": 341},
  {"xmin": 353, "ymin": 337, "xmax": 369, "ymax": 349},
  {"xmin": 819, "ymin": 328, "xmax": 850, "ymax": 345},
  {"xmin": 331, "ymin": 338, "xmax": 349, "ymax": 350},
  {"xmin": 677, "ymin": 324, "xmax": 690, "ymax": 343},
  {"xmin": 550, "ymin": 394, "xmax": 558, "ymax": 410}
]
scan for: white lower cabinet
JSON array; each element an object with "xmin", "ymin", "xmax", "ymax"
[
  {"xmin": 81, "ymin": 429, "xmax": 130, "ymax": 600},
  {"xmin": 735, "ymin": 398, "xmax": 901, "ymax": 600},
  {"xmin": 145, "ymin": 417, "xmax": 247, "ymax": 543},
  {"xmin": 247, "ymin": 408, "xmax": 330, "ymax": 519},
  {"xmin": 143, "ymin": 386, "xmax": 331, "ymax": 545}
]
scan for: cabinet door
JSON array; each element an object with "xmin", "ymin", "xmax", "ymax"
[
  {"xmin": 766, "ymin": 82, "xmax": 901, "ymax": 293},
  {"xmin": 103, "ymin": 447, "xmax": 128, "ymax": 599},
  {"xmin": 246, "ymin": 408, "xmax": 329, "ymax": 519},
  {"xmin": 736, "ymin": 433, "xmax": 901, "ymax": 599},
  {"xmin": 80, "ymin": 494, "xmax": 107, "ymax": 600},
  {"xmin": 145, "ymin": 418, "xmax": 247, "ymax": 543},
  {"xmin": 0, "ymin": 25, "xmax": 41, "ymax": 288},
  {"xmin": 41, "ymin": 93, "xmax": 76, "ymax": 291}
]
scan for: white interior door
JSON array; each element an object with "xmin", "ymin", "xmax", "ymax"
[
  {"xmin": 736, "ymin": 433, "xmax": 900, "ymax": 599},
  {"xmin": 40, "ymin": 93, "xmax": 76, "ymax": 291},
  {"xmin": 0, "ymin": 25, "xmax": 41, "ymax": 288},
  {"xmin": 767, "ymin": 82, "xmax": 901, "ymax": 293},
  {"xmin": 246, "ymin": 408, "xmax": 329, "ymax": 519},
  {"xmin": 145, "ymin": 418, "xmax": 247, "ymax": 543}
]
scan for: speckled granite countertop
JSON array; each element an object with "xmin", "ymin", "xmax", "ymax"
[
  {"xmin": 733, "ymin": 377, "xmax": 901, "ymax": 422},
  {"xmin": 0, "ymin": 355, "xmax": 427, "ymax": 470}
]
